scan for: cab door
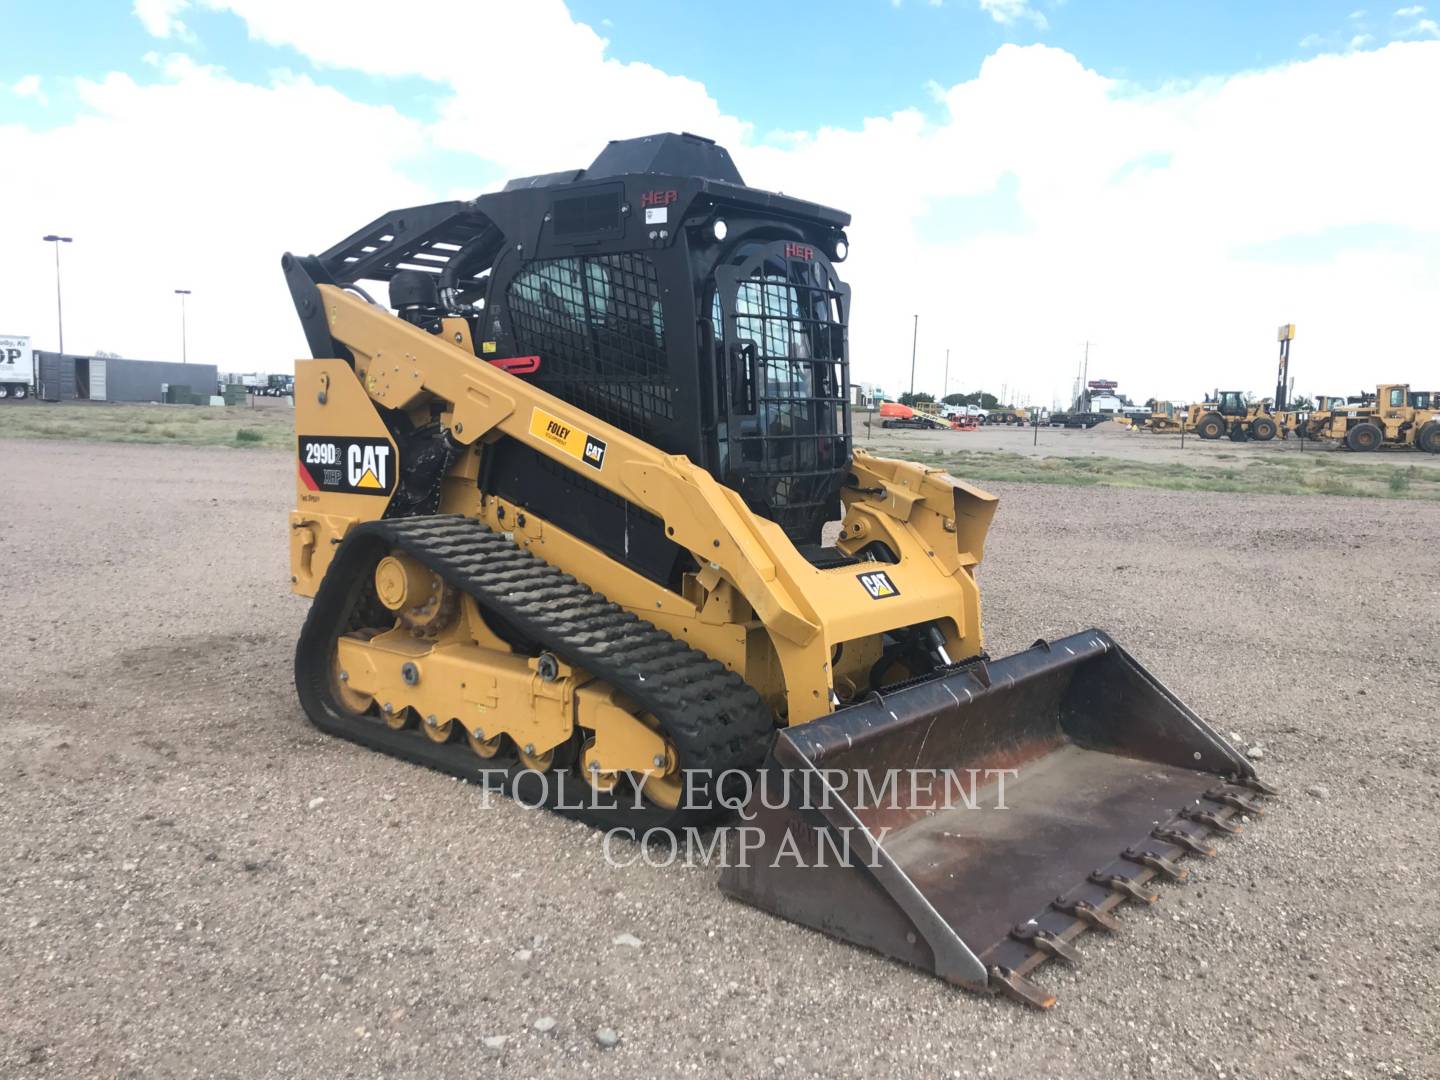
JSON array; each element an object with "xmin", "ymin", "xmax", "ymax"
[
  {"xmin": 712, "ymin": 238, "xmax": 851, "ymax": 542},
  {"xmin": 1380, "ymin": 385, "xmax": 1408, "ymax": 437}
]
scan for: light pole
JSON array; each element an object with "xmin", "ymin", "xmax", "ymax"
[
  {"xmin": 175, "ymin": 289, "xmax": 192, "ymax": 363},
  {"xmin": 908, "ymin": 314, "xmax": 918, "ymax": 399},
  {"xmin": 943, "ymin": 348, "xmax": 950, "ymax": 401},
  {"xmin": 42, "ymin": 234, "xmax": 72, "ymax": 354}
]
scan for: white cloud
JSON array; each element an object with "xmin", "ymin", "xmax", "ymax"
[
  {"xmin": 1394, "ymin": 5, "xmax": 1425, "ymax": 15},
  {"xmin": 134, "ymin": 0, "xmax": 193, "ymax": 39},
  {"xmin": 1298, "ymin": 33, "xmax": 1323, "ymax": 48},
  {"xmin": 1399, "ymin": 16, "xmax": 1440, "ymax": 34},
  {"xmin": 194, "ymin": 0, "xmax": 751, "ymax": 176},
  {"xmin": 979, "ymin": 0, "xmax": 1049, "ymax": 29},
  {"xmin": 3, "ymin": 4, "xmax": 1437, "ymax": 408},
  {"xmin": 739, "ymin": 42, "xmax": 1440, "ymax": 403},
  {"xmin": 0, "ymin": 57, "xmax": 428, "ymax": 372},
  {"xmin": 1350, "ymin": 32, "xmax": 1376, "ymax": 46},
  {"xmin": 11, "ymin": 75, "xmax": 46, "ymax": 103}
]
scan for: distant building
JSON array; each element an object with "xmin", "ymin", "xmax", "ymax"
[
  {"xmin": 851, "ymin": 382, "xmax": 884, "ymax": 408},
  {"xmin": 35, "ymin": 352, "xmax": 219, "ymax": 404}
]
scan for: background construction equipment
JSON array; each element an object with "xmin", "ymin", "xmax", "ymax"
[{"xmin": 1306, "ymin": 383, "xmax": 1440, "ymax": 452}]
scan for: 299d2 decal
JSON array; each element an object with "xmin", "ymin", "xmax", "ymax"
[{"xmin": 297, "ymin": 436, "xmax": 396, "ymax": 496}]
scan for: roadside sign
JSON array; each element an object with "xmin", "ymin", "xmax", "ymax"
[{"xmin": 0, "ymin": 334, "xmax": 32, "ymax": 387}]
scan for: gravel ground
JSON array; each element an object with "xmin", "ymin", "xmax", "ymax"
[{"xmin": 2, "ymin": 437, "xmax": 1436, "ymax": 1079}]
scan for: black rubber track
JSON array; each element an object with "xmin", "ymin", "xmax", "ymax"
[{"xmin": 294, "ymin": 515, "xmax": 776, "ymax": 831}]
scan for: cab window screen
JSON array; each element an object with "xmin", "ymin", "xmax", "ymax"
[{"xmin": 507, "ymin": 253, "xmax": 671, "ymax": 439}]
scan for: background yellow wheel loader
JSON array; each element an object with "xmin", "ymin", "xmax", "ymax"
[
  {"xmin": 1309, "ymin": 384, "xmax": 1440, "ymax": 452},
  {"xmin": 283, "ymin": 133, "xmax": 1272, "ymax": 1009},
  {"xmin": 1186, "ymin": 391, "xmax": 1289, "ymax": 441}
]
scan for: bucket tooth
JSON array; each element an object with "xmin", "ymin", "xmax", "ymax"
[
  {"xmin": 1011, "ymin": 924, "xmax": 1083, "ymax": 966},
  {"xmin": 1053, "ymin": 897, "xmax": 1122, "ymax": 933},
  {"xmin": 990, "ymin": 966, "xmax": 1057, "ymax": 1010},
  {"xmin": 1122, "ymin": 847, "xmax": 1189, "ymax": 883},
  {"xmin": 1181, "ymin": 806, "xmax": 1243, "ymax": 834},
  {"xmin": 1152, "ymin": 827, "xmax": 1217, "ymax": 857},
  {"xmin": 1089, "ymin": 871, "xmax": 1159, "ymax": 905},
  {"xmin": 1232, "ymin": 774, "xmax": 1281, "ymax": 797},
  {"xmin": 1205, "ymin": 786, "xmax": 1266, "ymax": 815}
]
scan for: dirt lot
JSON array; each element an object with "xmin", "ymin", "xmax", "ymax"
[{"xmin": 2, "ymin": 437, "xmax": 1436, "ymax": 1079}]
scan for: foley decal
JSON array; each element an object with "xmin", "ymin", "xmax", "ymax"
[
  {"xmin": 297, "ymin": 436, "xmax": 396, "ymax": 496},
  {"xmin": 858, "ymin": 569, "xmax": 900, "ymax": 600},
  {"xmin": 529, "ymin": 406, "xmax": 607, "ymax": 471}
]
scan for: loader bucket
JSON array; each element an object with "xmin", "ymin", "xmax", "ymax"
[{"xmin": 717, "ymin": 629, "xmax": 1274, "ymax": 1008}]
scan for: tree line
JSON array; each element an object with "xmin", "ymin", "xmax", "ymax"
[{"xmin": 898, "ymin": 391, "xmax": 1003, "ymax": 410}]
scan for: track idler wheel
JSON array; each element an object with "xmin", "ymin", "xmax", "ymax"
[
  {"xmin": 637, "ymin": 766, "xmax": 683, "ymax": 810},
  {"xmin": 374, "ymin": 553, "xmax": 457, "ymax": 635},
  {"xmin": 635, "ymin": 740, "xmax": 683, "ymax": 810},
  {"xmin": 467, "ymin": 726, "xmax": 504, "ymax": 758},
  {"xmin": 332, "ymin": 652, "xmax": 374, "ymax": 715},
  {"xmin": 580, "ymin": 739, "xmax": 620, "ymax": 795}
]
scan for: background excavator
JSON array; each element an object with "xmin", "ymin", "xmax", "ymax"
[{"xmin": 283, "ymin": 132, "xmax": 1271, "ymax": 1009}]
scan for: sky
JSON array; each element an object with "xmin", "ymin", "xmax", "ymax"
[{"xmin": 1, "ymin": 1, "xmax": 1436, "ymax": 407}]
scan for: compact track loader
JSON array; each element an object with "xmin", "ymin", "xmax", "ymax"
[{"xmin": 284, "ymin": 133, "xmax": 1272, "ymax": 1008}]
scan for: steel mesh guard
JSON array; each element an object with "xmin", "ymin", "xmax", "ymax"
[
  {"xmin": 506, "ymin": 254, "xmax": 672, "ymax": 442},
  {"xmin": 729, "ymin": 248, "xmax": 851, "ymax": 540}
]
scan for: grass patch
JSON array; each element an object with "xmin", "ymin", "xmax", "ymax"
[
  {"xmin": 0, "ymin": 402, "xmax": 293, "ymax": 450},
  {"xmin": 910, "ymin": 448, "xmax": 1440, "ymax": 502},
  {"xmin": 6, "ymin": 402, "xmax": 1434, "ymax": 503}
]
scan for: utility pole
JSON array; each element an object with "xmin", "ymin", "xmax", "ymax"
[
  {"xmin": 1081, "ymin": 340, "xmax": 1095, "ymax": 410},
  {"xmin": 942, "ymin": 348, "xmax": 950, "ymax": 401},
  {"xmin": 908, "ymin": 314, "xmax": 918, "ymax": 399},
  {"xmin": 42, "ymin": 234, "xmax": 73, "ymax": 354},
  {"xmin": 175, "ymin": 289, "xmax": 192, "ymax": 363}
]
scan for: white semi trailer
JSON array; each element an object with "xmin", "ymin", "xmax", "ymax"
[{"xmin": 0, "ymin": 334, "xmax": 32, "ymax": 399}]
